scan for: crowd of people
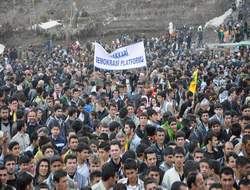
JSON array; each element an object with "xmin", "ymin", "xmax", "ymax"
[{"xmin": 0, "ymin": 18, "xmax": 250, "ymax": 190}]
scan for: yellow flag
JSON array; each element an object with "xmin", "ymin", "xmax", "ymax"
[{"xmin": 188, "ymin": 69, "xmax": 198, "ymax": 94}]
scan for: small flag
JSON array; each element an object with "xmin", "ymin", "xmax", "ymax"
[{"xmin": 188, "ymin": 69, "xmax": 198, "ymax": 94}]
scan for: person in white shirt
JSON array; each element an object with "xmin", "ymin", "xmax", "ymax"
[
  {"xmin": 118, "ymin": 158, "xmax": 144, "ymax": 190},
  {"xmin": 162, "ymin": 147, "xmax": 185, "ymax": 190}
]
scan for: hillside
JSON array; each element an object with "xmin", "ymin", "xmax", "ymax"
[{"xmin": 0, "ymin": 0, "xmax": 246, "ymax": 46}]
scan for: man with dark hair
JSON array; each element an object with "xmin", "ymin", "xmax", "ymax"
[
  {"xmin": 151, "ymin": 127, "xmax": 166, "ymax": 165},
  {"xmin": 64, "ymin": 154, "xmax": 87, "ymax": 189},
  {"xmin": 136, "ymin": 112, "xmax": 148, "ymax": 139},
  {"xmin": 118, "ymin": 159, "xmax": 144, "ymax": 189},
  {"xmin": 8, "ymin": 141, "xmax": 20, "ymax": 159},
  {"xmin": 236, "ymin": 156, "xmax": 250, "ymax": 183},
  {"xmin": 11, "ymin": 120, "xmax": 30, "ymax": 153},
  {"xmin": 101, "ymin": 103, "xmax": 120, "ymax": 126},
  {"xmin": 98, "ymin": 142, "xmax": 110, "ymax": 166},
  {"xmin": 92, "ymin": 163, "xmax": 117, "ymax": 190},
  {"xmin": 0, "ymin": 165, "xmax": 15, "ymax": 189},
  {"xmin": 109, "ymin": 140, "xmax": 122, "ymax": 177},
  {"xmin": 186, "ymin": 171, "xmax": 205, "ymax": 190},
  {"xmin": 0, "ymin": 105, "xmax": 13, "ymax": 142},
  {"xmin": 76, "ymin": 143, "xmax": 90, "ymax": 180},
  {"xmin": 209, "ymin": 183, "xmax": 223, "ymax": 190},
  {"xmin": 220, "ymin": 167, "xmax": 235, "ymax": 190},
  {"xmin": 171, "ymin": 181, "xmax": 188, "ymax": 190},
  {"xmin": 162, "ymin": 147, "xmax": 185, "ymax": 189},
  {"xmin": 53, "ymin": 169, "xmax": 68, "ymax": 190},
  {"xmin": 4, "ymin": 154, "xmax": 17, "ymax": 188},
  {"xmin": 124, "ymin": 119, "xmax": 141, "ymax": 152},
  {"xmin": 239, "ymin": 179, "xmax": 250, "ymax": 190},
  {"xmin": 179, "ymin": 91, "xmax": 194, "ymax": 118},
  {"xmin": 199, "ymin": 159, "xmax": 212, "ymax": 179},
  {"xmin": 239, "ymin": 135, "xmax": 250, "ymax": 158},
  {"xmin": 16, "ymin": 171, "xmax": 33, "ymax": 190},
  {"xmin": 160, "ymin": 147, "xmax": 174, "ymax": 172},
  {"xmin": 196, "ymin": 110, "xmax": 210, "ymax": 145},
  {"xmin": 90, "ymin": 170, "xmax": 102, "ymax": 186}
]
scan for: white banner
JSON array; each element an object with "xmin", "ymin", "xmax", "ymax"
[{"xmin": 94, "ymin": 41, "xmax": 147, "ymax": 70}]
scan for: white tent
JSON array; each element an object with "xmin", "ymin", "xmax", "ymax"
[
  {"xmin": 38, "ymin": 20, "xmax": 62, "ymax": 30},
  {"xmin": 0, "ymin": 44, "xmax": 5, "ymax": 54}
]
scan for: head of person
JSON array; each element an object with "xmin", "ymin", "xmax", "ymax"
[
  {"xmin": 139, "ymin": 112, "xmax": 148, "ymax": 127},
  {"xmin": 223, "ymin": 142, "xmax": 234, "ymax": 157},
  {"xmin": 110, "ymin": 140, "xmax": 121, "ymax": 161},
  {"xmin": 127, "ymin": 103, "xmax": 135, "ymax": 117},
  {"xmin": 146, "ymin": 166, "xmax": 161, "ymax": 185},
  {"xmin": 144, "ymin": 177, "xmax": 159, "ymax": 190},
  {"xmin": 98, "ymin": 142, "xmax": 110, "ymax": 162},
  {"xmin": 242, "ymin": 135, "xmax": 250, "ymax": 156},
  {"xmin": 214, "ymin": 103, "xmax": 223, "ymax": 116},
  {"xmin": 35, "ymin": 183, "xmax": 50, "ymax": 190},
  {"xmin": 68, "ymin": 135, "xmax": 79, "ymax": 151},
  {"xmin": 171, "ymin": 181, "xmax": 188, "ymax": 190},
  {"xmin": 224, "ymin": 111, "xmax": 232, "ymax": 127},
  {"xmin": 243, "ymin": 125, "xmax": 250, "ymax": 136},
  {"xmin": 16, "ymin": 172, "xmax": 33, "ymax": 190},
  {"xmin": 89, "ymin": 154, "xmax": 102, "ymax": 173},
  {"xmin": 225, "ymin": 152, "xmax": 238, "ymax": 171},
  {"xmin": 241, "ymin": 104, "xmax": 250, "ymax": 117},
  {"xmin": 0, "ymin": 165, "xmax": 8, "ymax": 184},
  {"xmin": 239, "ymin": 179, "xmax": 250, "ymax": 190},
  {"xmin": 50, "ymin": 156, "xmax": 63, "ymax": 174},
  {"xmin": 209, "ymin": 183, "xmax": 223, "ymax": 190},
  {"xmin": 144, "ymin": 147, "xmax": 157, "ymax": 167},
  {"xmin": 108, "ymin": 103, "xmax": 117, "ymax": 117},
  {"xmin": 53, "ymin": 169, "xmax": 68, "ymax": 190},
  {"xmin": 54, "ymin": 106, "xmax": 63, "ymax": 118},
  {"xmin": 199, "ymin": 159, "xmax": 211, "ymax": 178},
  {"xmin": 209, "ymin": 119, "xmax": 222, "ymax": 137},
  {"xmin": 187, "ymin": 171, "xmax": 205, "ymax": 190},
  {"xmin": 90, "ymin": 170, "xmax": 102, "ymax": 186},
  {"xmin": 236, "ymin": 156, "xmax": 250, "ymax": 179},
  {"xmin": 168, "ymin": 116, "xmax": 177, "ymax": 133},
  {"xmin": 76, "ymin": 143, "xmax": 90, "ymax": 163},
  {"xmin": 193, "ymin": 148, "xmax": 204, "ymax": 162},
  {"xmin": 123, "ymin": 159, "xmax": 138, "ymax": 184},
  {"xmin": 174, "ymin": 147, "xmax": 185, "ymax": 169},
  {"xmin": 0, "ymin": 105, "xmax": 9, "ymax": 120},
  {"xmin": 124, "ymin": 119, "xmax": 136, "ymax": 136},
  {"xmin": 176, "ymin": 131, "xmax": 186, "ymax": 148},
  {"xmin": 200, "ymin": 110, "xmax": 209, "ymax": 124},
  {"xmin": 19, "ymin": 153, "xmax": 31, "ymax": 173},
  {"xmin": 155, "ymin": 127, "xmax": 165, "ymax": 145},
  {"xmin": 35, "ymin": 158, "xmax": 50, "ymax": 180},
  {"xmin": 8, "ymin": 141, "xmax": 20, "ymax": 157},
  {"xmin": 4, "ymin": 154, "xmax": 16, "ymax": 176},
  {"xmin": 204, "ymin": 131, "xmax": 218, "ymax": 148},
  {"xmin": 27, "ymin": 109, "xmax": 37, "ymax": 123},
  {"xmin": 220, "ymin": 167, "xmax": 235, "ymax": 190},
  {"xmin": 51, "ymin": 124, "xmax": 60, "ymax": 137},
  {"xmin": 163, "ymin": 147, "xmax": 174, "ymax": 166},
  {"xmin": 64, "ymin": 154, "xmax": 77, "ymax": 177},
  {"xmin": 113, "ymin": 183, "xmax": 127, "ymax": 190},
  {"xmin": 101, "ymin": 163, "xmax": 117, "ymax": 187},
  {"xmin": 42, "ymin": 144, "xmax": 56, "ymax": 157}
]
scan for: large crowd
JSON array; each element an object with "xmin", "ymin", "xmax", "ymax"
[{"xmin": 0, "ymin": 10, "xmax": 250, "ymax": 190}]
